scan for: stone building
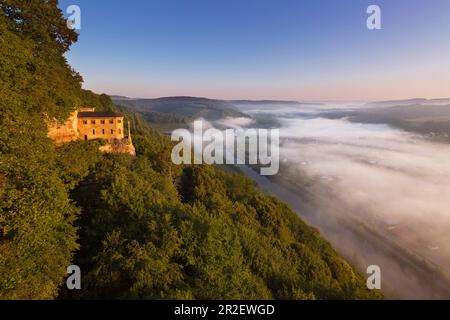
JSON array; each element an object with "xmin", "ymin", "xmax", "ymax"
[
  {"xmin": 78, "ymin": 110, "xmax": 125, "ymax": 141},
  {"xmin": 47, "ymin": 108, "xmax": 135, "ymax": 155}
]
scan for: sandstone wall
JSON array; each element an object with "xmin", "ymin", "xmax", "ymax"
[
  {"xmin": 99, "ymin": 139, "xmax": 136, "ymax": 156},
  {"xmin": 47, "ymin": 111, "xmax": 79, "ymax": 144}
]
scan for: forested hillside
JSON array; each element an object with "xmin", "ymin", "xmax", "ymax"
[
  {"xmin": 113, "ymin": 96, "xmax": 248, "ymax": 132},
  {"xmin": 0, "ymin": 1, "xmax": 381, "ymax": 300}
]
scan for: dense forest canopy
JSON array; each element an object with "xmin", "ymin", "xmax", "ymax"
[{"xmin": 0, "ymin": 1, "xmax": 381, "ymax": 300}]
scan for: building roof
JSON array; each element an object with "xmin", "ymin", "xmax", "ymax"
[{"xmin": 78, "ymin": 111, "xmax": 123, "ymax": 118}]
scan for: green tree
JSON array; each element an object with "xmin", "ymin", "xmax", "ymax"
[{"xmin": 0, "ymin": 2, "xmax": 81, "ymax": 299}]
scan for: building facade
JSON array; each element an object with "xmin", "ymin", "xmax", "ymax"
[
  {"xmin": 47, "ymin": 108, "xmax": 135, "ymax": 155},
  {"xmin": 77, "ymin": 111, "xmax": 125, "ymax": 141}
]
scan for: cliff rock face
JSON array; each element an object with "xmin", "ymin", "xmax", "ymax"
[
  {"xmin": 47, "ymin": 111, "xmax": 79, "ymax": 144},
  {"xmin": 99, "ymin": 139, "xmax": 136, "ymax": 156}
]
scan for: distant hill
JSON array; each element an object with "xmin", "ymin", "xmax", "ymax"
[
  {"xmin": 113, "ymin": 96, "xmax": 247, "ymax": 120},
  {"xmin": 229, "ymin": 99, "xmax": 304, "ymax": 105},
  {"xmin": 367, "ymin": 98, "xmax": 450, "ymax": 107},
  {"xmin": 112, "ymin": 96, "xmax": 249, "ymax": 132},
  {"xmin": 322, "ymin": 104, "xmax": 450, "ymax": 141},
  {"xmin": 109, "ymin": 95, "xmax": 136, "ymax": 101}
]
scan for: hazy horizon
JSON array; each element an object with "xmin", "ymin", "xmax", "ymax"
[{"xmin": 109, "ymin": 94, "xmax": 450, "ymax": 104}]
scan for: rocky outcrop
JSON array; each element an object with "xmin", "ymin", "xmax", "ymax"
[
  {"xmin": 99, "ymin": 138, "xmax": 136, "ymax": 156},
  {"xmin": 47, "ymin": 111, "xmax": 79, "ymax": 144}
]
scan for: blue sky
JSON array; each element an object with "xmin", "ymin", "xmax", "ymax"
[{"xmin": 59, "ymin": 0, "xmax": 450, "ymax": 100}]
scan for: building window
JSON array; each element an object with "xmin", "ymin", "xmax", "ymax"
[
  {"xmin": 102, "ymin": 129, "xmax": 105, "ymax": 135},
  {"xmin": 118, "ymin": 119, "xmax": 122, "ymax": 124},
  {"xmin": 118, "ymin": 129, "xmax": 122, "ymax": 134},
  {"xmin": 92, "ymin": 129, "xmax": 96, "ymax": 135},
  {"xmin": 109, "ymin": 119, "xmax": 114, "ymax": 124},
  {"xmin": 111, "ymin": 129, "xmax": 114, "ymax": 134},
  {"xmin": 82, "ymin": 120, "xmax": 88, "ymax": 125},
  {"xmin": 91, "ymin": 120, "xmax": 96, "ymax": 124},
  {"xmin": 101, "ymin": 120, "xmax": 106, "ymax": 124}
]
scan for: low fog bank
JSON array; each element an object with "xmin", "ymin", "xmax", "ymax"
[{"xmin": 217, "ymin": 102, "xmax": 450, "ymax": 299}]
